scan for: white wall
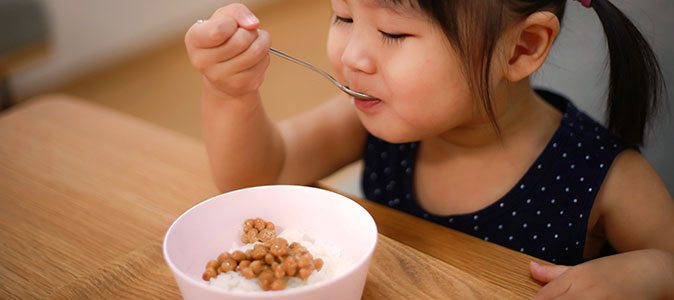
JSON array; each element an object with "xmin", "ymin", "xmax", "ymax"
[
  {"xmin": 533, "ymin": 0, "xmax": 674, "ymax": 193},
  {"xmin": 10, "ymin": 0, "xmax": 266, "ymax": 99}
]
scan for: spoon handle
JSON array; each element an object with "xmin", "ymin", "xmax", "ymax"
[{"xmin": 269, "ymin": 48, "xmax": 375, "ymax": 99}]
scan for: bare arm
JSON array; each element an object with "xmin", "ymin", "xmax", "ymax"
[
  {"xmin": 203, "ymin": 91, "xmax": 366, "ymax": 191},
  {"xmin": 278, "ymin": 94, "xmax": 367, "ymax": 185},
  {"xmin": 598, "ymin": 149, "xmax": 674, "ymax": 252},
  {"xmin": 531, "ymin": 149, "xmax": 674, "ymax": 299},
  {"xmin": 201, "ymin": 85, "xmax": 285, "ymax": 191},
  {"xmin": 187, "ymin": 4, "xmax": 366, "ymax": 192}
]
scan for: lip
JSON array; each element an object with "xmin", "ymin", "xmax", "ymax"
[{"xmin": 353, "ymin": 97, "xmax": 381, "ymax": 112}]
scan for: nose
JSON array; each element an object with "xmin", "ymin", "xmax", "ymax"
[{"xmin": 341, "ymin": 31, "xmax": 376, "ymax": 76}]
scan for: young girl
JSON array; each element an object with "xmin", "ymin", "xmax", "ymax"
[{"xmin": 185, "ymin": 0, "xmax": 674, "ymax": 298}]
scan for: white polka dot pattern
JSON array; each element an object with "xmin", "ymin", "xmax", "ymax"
[{"xmin": 361, "ymin": 90, "xmax": 632, "ymax": 265}]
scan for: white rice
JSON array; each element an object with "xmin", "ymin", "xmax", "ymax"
[{"xmin": 209, "ymin": 228, "xmax": 348, "ymax": 292}]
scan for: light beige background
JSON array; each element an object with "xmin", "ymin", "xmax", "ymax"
[{"xmin": 9, "ymin": 0, "xmax": 673, "ymax": 194}]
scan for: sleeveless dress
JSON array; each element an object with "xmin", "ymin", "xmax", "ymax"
[{"xmin": 361, "ymin": 90, "xmax": 632, "ymax": 265}]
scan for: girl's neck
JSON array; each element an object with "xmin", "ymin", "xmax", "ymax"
[{"xmin": 431, "ymin": 80, "xmax": 559, "ymax": 151}]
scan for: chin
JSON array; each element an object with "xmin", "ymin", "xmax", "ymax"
[
  {"xmin": 365, "ymin": 126, "xmax": 419, "ymax": 144},
  {"xmin": 358, "ymin": 113, "xmax": 428, "ymax": 144}
]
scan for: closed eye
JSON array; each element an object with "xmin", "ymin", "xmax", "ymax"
[
  {"xmin": 380, "ymin": 31, "xmax": 409, "ymax": 44},
  {"xmin": 333, "ymin": 15, "xmax": 353, "ymax": 24}
]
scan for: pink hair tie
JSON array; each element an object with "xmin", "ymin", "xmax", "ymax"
[{"xmin": 577, "ymin": 0, "xmax": 592, "ymax": 8}]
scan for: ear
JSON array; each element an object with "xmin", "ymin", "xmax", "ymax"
[{"xmin": 504, "ymin": 11, "xmax": 560, "ymax": 82}]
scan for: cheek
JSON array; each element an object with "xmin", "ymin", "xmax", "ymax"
[
  {"xmin": 386, "ymin": 58, "xmax": 474, "ymax": 129},
  {"xmin": 388, "ymin": 57, "xmax": 467, "ymax": 106},
  {"xmin": 326, "ymin": 29, "xmax": 346, "ymax": 82}
]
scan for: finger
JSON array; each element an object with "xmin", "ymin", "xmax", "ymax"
[
  {"xmin": 201, "ymin": 29, "xmax": 270, "ymax": 89},
  {"xmin": 210, "ymin": 3, "xmax": 259, "ymax": 30},
  {"xmin": 219, "ymin": 29, "xmax": 271, "ymax": 73},
  {"xmin": 552, "ymin": 293, "xmax": 577, "ymax": 300},
  {"xmin": 217, "ymin": 27, "xmax": 261, "ymax": 62},
  {"xmin": 530, "ymin": 261, "xmax": 570, "ymax": 283},
  {"xmin": 188, "ymin": 27, "xmax": 259, "ymax": 72},
  {"xmin": 530, "ymin": 266, "xmax": 573, "ymax": 300},
  {"xmin": 185, "ymin": 17, "xmax": 238, "ymax": 49},
  {"xmin": 204, "ymin": 53, "xmax": 270, "ymax": 97},
  {"xmin": 232, "ymin": 52, "xmax": 271, "ymax": 91},
  {"xmin": 531, "ymin": 281, "xmax": 572, "ymax": 300}
]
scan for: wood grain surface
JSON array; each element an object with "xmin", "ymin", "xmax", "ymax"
[
  {"xmin": 0, "ymin": 96, "xmax": 544, "ymax": 299},
  {"xmin": 328, "ymin": 187, "xmax": 547, "ymax": 298}
]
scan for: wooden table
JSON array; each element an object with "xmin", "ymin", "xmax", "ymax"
[{"xmin": 0, "ymin": 96, "xmax": 545, "ymax": 299}]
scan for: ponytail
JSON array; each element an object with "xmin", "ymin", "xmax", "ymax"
[
  {"xmin": 411, "ymin": 0, "xmax": 663, "ymax": 145},
  {"xmin": 590, "ymin": 0, "xmax": 664, "ymax": 146}
]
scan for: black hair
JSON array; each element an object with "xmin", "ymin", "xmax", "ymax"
[
  {"xmin": 387, "ymin": 0, "xmax": 663, "ymax": 145},
  {"xmin": 590, "ymin": 0, "xmax": 663, "ymax": 145}
]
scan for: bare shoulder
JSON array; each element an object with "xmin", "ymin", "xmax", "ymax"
[
  {"xmin": 595, "ymin": 149, "xmax": 674, "ymax": 251},
  {"xmin": 602, "ymin": 150, "xmax": 671, "ymax": 197}
]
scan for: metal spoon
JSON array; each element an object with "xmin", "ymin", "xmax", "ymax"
[{"xmin": 269, "ymin": 48, "xmax": 377, "ymax": 100}]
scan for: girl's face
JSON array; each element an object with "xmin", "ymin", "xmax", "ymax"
[{"xmin": 327, "ymin": 0, "xmax": 477, "ymax": 143}]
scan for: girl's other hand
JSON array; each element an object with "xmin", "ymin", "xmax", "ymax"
[
  {"xmin": 185, "ymin": 3, "xmax": 271, "ymax": 98},
  {"xmin": 529, "ymin": 249, "xmax": 674, "ymax": 299}
]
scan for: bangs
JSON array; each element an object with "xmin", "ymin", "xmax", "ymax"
[
  {"xmin": 375, "ymin": 0, "xmax": 419, "ymax": 9},
  {"xmin": 372, "ymin": 0, "xmax": 425, "ymax": 16}
]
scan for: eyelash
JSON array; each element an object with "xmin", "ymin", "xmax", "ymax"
[
  {"xmin": 380, "ymin": 31, "xmax": 409, "ymax": 44},
  {"xmin": 333, "ymin": 15, "xmax": 353, "ymax": 24},
  {"xmin": 333, "ymin": 15, "xmax": 409, "ymax": 44}
]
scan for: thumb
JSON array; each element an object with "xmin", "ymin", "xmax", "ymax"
[
  {"xmin": 529, "ymin": 261, "xmax": 570, "ymax": 283},
  {"xmin": 212, "ymin": 3, "xmax": 259, "ymax": 30}
]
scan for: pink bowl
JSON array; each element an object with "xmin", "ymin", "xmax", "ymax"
[{"xmin": 163, "ymin": 185, "xmax": 378, "ymax": 300}]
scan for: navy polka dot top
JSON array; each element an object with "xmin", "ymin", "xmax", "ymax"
[{"xmin": 361, "ymin": 90, "xmax": 633, "ymax": 265}]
